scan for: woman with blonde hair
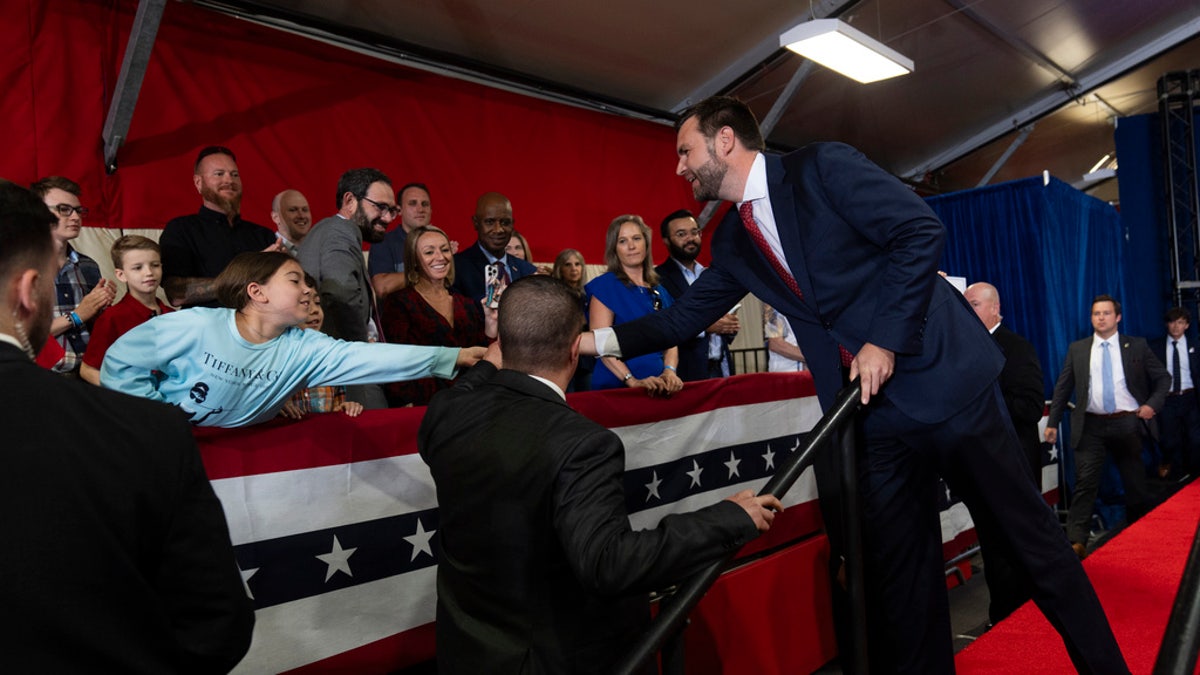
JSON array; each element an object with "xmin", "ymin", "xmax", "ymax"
[
  {"xmin": 380, "ymin": 225, "xmax": 493, "ymax": 406},
  {"xmin": 584, "ymin": 215, "xmax": 682, "ymax": 394},
  {"xmin": 553, "ymin": 248, "xmax": 592, "ymax": 391}
]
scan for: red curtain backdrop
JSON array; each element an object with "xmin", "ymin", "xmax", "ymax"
[{"xmin": 2, "ymin": 0, "xmax": 698, "ymax": 264}]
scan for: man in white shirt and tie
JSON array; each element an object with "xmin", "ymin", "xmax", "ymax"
[
  {"xmin": 1150, "ymin": 307, "xmax": 1200, "ymax": 481},
  {"xmin": 1046, "ymin": 294, "xmax": 1170, "ymax": 558}
]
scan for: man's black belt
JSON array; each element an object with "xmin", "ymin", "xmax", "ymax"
[
  {"xmin": 1168, "ymin": 388, "xmax": 1195, "ymax": 397},
  {"xmin": 1086, "ymin": 410, "xmax": 1137, "ymax": 419}
]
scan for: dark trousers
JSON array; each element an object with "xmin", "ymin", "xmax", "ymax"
[
  {"xmin": 1066, "ymin": 414, "xmax": 1148, "ymax": 544},
  {"xmin": 1159, "ymin": 390, "xmax": 1200, "ymax": 475},
  {"xmin": 852, "ymin": 383, "xmax": 1127, "ymax": 674}
]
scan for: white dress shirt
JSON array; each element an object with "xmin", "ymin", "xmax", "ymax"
[{"xmin": 1087, "ymin": 334, "xmax": 1139, "ymax": 413}]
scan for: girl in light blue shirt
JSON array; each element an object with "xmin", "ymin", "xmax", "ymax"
[{"xmin": 102, "ymin": 252, "xmax": 485, "ymax": 427}]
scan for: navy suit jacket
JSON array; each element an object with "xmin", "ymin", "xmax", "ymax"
[
  {"xmin": 616, "ymin": 144, "xmax": 1003, "ymax": 423},
  {"xmin": 452, "ymin": 242, "xmax": 538, "ymax": 302},
  {"xmin": 654, "ymin": 258, "xmax": 735, "ymax": 382},
  {"xmin": 1150, "ymin": 334, "xmax": 1200, "ymax": 395}
]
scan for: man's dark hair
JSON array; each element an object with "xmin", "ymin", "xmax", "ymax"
[
  {"xmin": 675, "ymin": 96, "xmax": 766, "ymax": 152},
  {"xmin": 336, "ymin": 168, "xmax": 391, "ymax": 210},
  {"xmin": 498, "ymin": 276, "xmax": 584, "ymax": 373},
  {"xmin": 1165, "ymin": 306, "xmax": 1191, "ymax": 323},
  {"xmin": 398, "ymin": 182, "xmax": 430, "ymax": 199},
  {"xmin": 0, "ymin": 181, "xmax": 56, "ymax": 283},
  {"xmin": 1092, "ymin": 294, "xmax": 1121, "ymax": 317},
  {"xmin": 29, "ymin": 176, "xmax": 81, "ymax": 200},
  {"xmin": 659, "ymin": 209, "xmax": 695, "ymax": 239},
  {"xmin": 194, "ymin": 146, "xmax": 236, "ymax": 172}
]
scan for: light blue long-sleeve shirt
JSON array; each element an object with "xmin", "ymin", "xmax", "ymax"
[{"xmin": 101, "ymin": 308, "xmax": 460, "ymax": 427}]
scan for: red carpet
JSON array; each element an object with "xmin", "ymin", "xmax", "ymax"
[{"xmin": 956, "ymin": 480, "xmax": 1200, "ymax": 674}]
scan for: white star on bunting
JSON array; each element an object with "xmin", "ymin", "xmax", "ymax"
[
  {"xmin": 763, "ymin": 445, "xmax": 776, "ymax": 470},
  {"xmin": 404, "ymin": 519, "xmax": 436, "ymax": 562},
  {"xmin": 239, "ymin": 566, "xmax": 258, "ymax": 599},
  {"xmin": 724, "ymin": 451, "xmax": 741, "ymax": 479},
  {"xmin": 316, "ymin": 535, "xmax": 357, "ymax": 582},
  {"xmin": 686, "ymin": 460, "xmax": 704, "ymax": 488},
  {"xmin": 645, "ymin": 470, "xmax": 663, "ymax": 502}
]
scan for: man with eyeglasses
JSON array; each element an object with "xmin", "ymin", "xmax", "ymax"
[
  {"xmin": 452, "ymin": 191, "xmax": 537, "ymax": 302},
  {"xmin": 160, "ymin": 146, "xmax": 282, "ymax": 308},
  {"xmin": 655, "ymin": 209, "xmax": 739, "ymax": 381},
  {"xmin": 29, "ymin": 176, "xmax": 116, "ymax": 375},
  {"xmin": 297, "ymin": 168, "xmax": 398, "ymax": 409}
]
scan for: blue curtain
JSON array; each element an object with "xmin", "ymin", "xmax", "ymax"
[{"xmin": 926, "ymin": 176, "xmax": 1127, "ymax": 395}]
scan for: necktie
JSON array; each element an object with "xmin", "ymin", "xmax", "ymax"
[
  {"xmin": 496, "ymin": 260, "xmax": 511, "ymax": 284},
  {"xmin": 1173, "ymin": 340, "xmax": 1182, "ymax": 393},
  {"xmin": 739, "ymin": 201, "xmax": 854, "ymax": 367},
  {"xmin": 1101, "ymin": 342, "xmax": 1116, "ymax": 413}
]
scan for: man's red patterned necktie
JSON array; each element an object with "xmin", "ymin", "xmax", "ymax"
[{"xmin": 739, "ymin": 201, "xmax": 853, "ymax": 367}]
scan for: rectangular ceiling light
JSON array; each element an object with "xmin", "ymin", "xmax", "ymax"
[{"xmin": 780, "ymin": 19, "xmax": 913, "ymax": 84}]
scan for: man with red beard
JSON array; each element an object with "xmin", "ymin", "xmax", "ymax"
[{"xmin": 160, "ymin": 146, "xmax": 282, "ymax": 308}]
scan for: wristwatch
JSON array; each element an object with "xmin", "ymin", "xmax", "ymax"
[{"xmin": 623, "ymin": 372, "xmax": 634, "ymax": 383}]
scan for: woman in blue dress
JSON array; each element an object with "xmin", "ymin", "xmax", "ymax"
[{"xmin": 585, "ymin": 215, "xmax": 683, "ymax": 394}]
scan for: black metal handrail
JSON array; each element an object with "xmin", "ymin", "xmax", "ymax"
[
  {"xmin": 1154, "ymin": 512, "xmax": 1200, "ymax": 674},
  {"xmin": 614, "ymin": 381, "xmax": 864, "ymax": 675}
]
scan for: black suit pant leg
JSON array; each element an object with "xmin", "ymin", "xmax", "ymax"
[
  {"xmin": 1160, "ymin": 392, "xmax": 1200, "ymax": 475},
  {"xmin": 1067, "ymin": 416, "xmax": 1147, "ymax": 543},
  {"xmin": 859, "ymin": 383, "xmax": 1128, "ymax": 675}
]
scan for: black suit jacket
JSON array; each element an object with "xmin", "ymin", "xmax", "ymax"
[
  {"xmin": 418, "ymin": 362, "xmax": 756, "ymax": 674},
  {"xmin": 1, "ymin": 343, "xmax": 253, "ymax": 673},
  {"xmin": 993, "ymin": 323, "xmax": 1046, "ymax": 477},
  {"xmin": 1047, "ymin": 333, "xmax": 1171, "ymax": 448},
  {"xmin": 1150, "ymin": 334, "xmax": 1200, "ymax": 396},
  {"xmin": 451, "ymin": 242, "xmax": 538, "ymax": 302},
  {"xmin": 616, "ymin": 145, "xmax": 1004, "ymax": 423},
  {"xmin": 654, "ymin": 258, "xmax": 735, "ymax": 382}
]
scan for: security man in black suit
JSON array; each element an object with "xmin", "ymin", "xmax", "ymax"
[
  {"xmin": 1046, "ymin": 294, "xmax": 1170, "ymax": 558},
  {"xmin": 964, "ymin": 281, "xmax": 1046, "ymax": 623},
  {"xmin": 654, "ymin": 209, "xmax": 738, "ymax": 381},
  {"xmin": 1150, "ymin": 306, "xmax": 1200, "ymax": 480},
  {"xmin": 419, "ymin": 276, "xmax": 781, "ymax": 674},
  {"xmin": 0, "ymin": 180, "xmax": 254, "ymax": 673}
]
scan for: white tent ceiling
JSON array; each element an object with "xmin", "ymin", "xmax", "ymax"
[{"xmin": 197, "ymin": 0, "xmax": 1200, "ymax": 203}]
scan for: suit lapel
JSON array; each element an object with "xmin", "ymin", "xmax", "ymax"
[{"xmin": 765, "ymin": 157, "xmax": 819, "ymax": 315}]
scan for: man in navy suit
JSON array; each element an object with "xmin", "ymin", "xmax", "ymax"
[
  {"xmin": 452, "ymin": 191, "xmax": 537, "ymax": 302},
  {"xmin": 584, "ymin": 96, "xmax": 1126, "ymax": 673},
  {"xmin": 654, "ymin": 209, "xmax": 738, "ymax": 381},
  {"xmin": 1150, "ymin": 306, "xmax": 1200, "ymax": 480}
]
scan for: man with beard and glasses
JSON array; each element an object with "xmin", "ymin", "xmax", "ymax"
[
  {"xmin": 297, "ymin": 167, "xmax": 397, "ymax": 408},
  {"xmin": 452, "ymin": 191, "xmax": 537, "ymax": 303},
  {"xmin": 654, "ymin": 209, "xmax": 738, "ymax": 381},
  {"xmin": 270, "ymin": 189, "xmax": 313, "ymax": 256},
  {"xmin": 0, "ymin": 180, "xmax": 255, "ymax": 672},
  {"xmin": 160, "ymin": 146, "xmax": 283, "ymax": 308}
]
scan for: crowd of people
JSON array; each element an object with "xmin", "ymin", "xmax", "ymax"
[
  {"xmin": 9, "ymin": 93, "xmax": 1188, "ymax": 673},
  {"xmin": 36, "ymin": 144, "xmax": 759, "ymax": 421}
]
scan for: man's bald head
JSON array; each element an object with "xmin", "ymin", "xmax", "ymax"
[
  {"xmin": 270, "ymin": 189, "xmax": 312, "ymax": 244},
  {"xmin": 964, "ymin": 282, "xmax": 1001, "ymax": 330}
]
